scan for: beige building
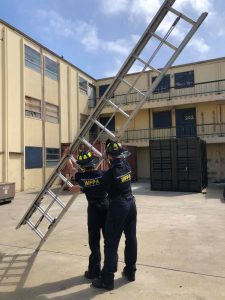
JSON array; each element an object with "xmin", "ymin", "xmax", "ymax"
[{"xmin": 1, "ymin": 19, "xmax": 225, "ymax": 191}]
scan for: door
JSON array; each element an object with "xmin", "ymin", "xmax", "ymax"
[{"xmin": 176, "ymin": 108, "xmax": 197, "ymax": 138}]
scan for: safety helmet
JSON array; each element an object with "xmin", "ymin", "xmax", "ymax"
[
  {"xmin": 76, "ymin": 150, "xmax": 99, "ymax": 168},
  {"xmin": 105, "ymin": 139, "xmax": 124, "ymax": 157}
]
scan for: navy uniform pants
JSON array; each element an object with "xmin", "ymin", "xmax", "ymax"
[
  {"xmin": 101, "ymin": 196, "xmax": 137, "ymax": 283},
  {"xmin": 87, "ymin": 201, "xmax": 108, "ymax": 275}
]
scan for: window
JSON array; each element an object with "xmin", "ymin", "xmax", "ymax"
[
  {"xmin": 88, "ymin": 84, "xmax": 96, "ymax": 108},
  {"xmin": 99, "ymin": 84, "xmax": 109, "ymax": 98},
  {"xmin": 25, "ymin": 45, "xmax": 41, "ymax": 72},
  {"xmin": 46, "ymin": 148, "xmax": 60, "ymax": 167},
  {"xmin": 25, "ymin": 96, "xmax": 41, "ymax": 119},
  {"xmin": 175, "ymin": 71, "xmax": 194, "ymax": 89},
  {"xmin": 45, "ymin": 57, "xmax": 59, "ymax": 80},
  {"xmin": 79, "ymin": 76, "xmax": 88, "ymax": 93},
  {"xmin": 80, "ymin": 113, "xmax": 88, "ymax": 128},
  {"xmin": 152, "ymin": 74, "xmax": 170, "ymax": 93},
  {"xmin": 99, "ymin": 116, "xmax": 115, "ymax": 131},
  {"xmin": 45, "ymin": 103, "xmax": 59, "ymax": 123},
  {"xmin": 25, "ymin": 147, "xmax": 43, "ymax": 169},
  {"xmin": 153, "ymin": 111, "xmax": 171, "ymax": 129}
]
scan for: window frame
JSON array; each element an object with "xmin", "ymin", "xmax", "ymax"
[
  {"xmin": 46, "ymin": 148, "xmax": 60, "ymax": 167},
  {"xmin": 45, "ymin": 57, "xmax": 59, "ymax": 81},
  {"xmin": 24, "ymin": 45, "xmax": 41, "ymax": 72},
  {"xmin": 174, "ymin": 70, "xmax": 195, "ymax": 89},
  {"xmin": 45, "ymin": 102, "xmax": 60, "ymax": 124},
  {"xmin": 153, "ymin": 110, "xmax": 172, "ymax": 129},
  {"xmin": 152, "ymin": 74, "xmax": 170, "ymax": 93},
  {"xmin": 25, "ymin": 96, "xmax": 42, "ymax": 119},
  {"xmin": 79, "ymin": 76, "xmax": 88, "ymax": 93}
]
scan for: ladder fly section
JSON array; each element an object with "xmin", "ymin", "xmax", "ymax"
[{"xmin": 16, "ymin": 0, "xmax": 207, "ymax": 250}]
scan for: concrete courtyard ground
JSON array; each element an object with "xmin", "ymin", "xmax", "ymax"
[{"xmin": 0, "ymin": 181, "xmax": 225, "ymax": 300}]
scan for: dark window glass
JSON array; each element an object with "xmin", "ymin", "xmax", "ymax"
[
  {"xmin": 25, "ymin": 147, "xmax": 43, "ymax": 169},
  {"xmin": 45, "ymin": 57, "xmax": 59, "ymax": 80},
  {"xmin": 79, "ymin": 76, "xmax": 88, "ymax": 93},
  {"xmin": 25, "ymin": 45, "xmax": 41, "ymax": 72},
  {"xmin": 175, "ymin": 71, "xmax": 194, "ymax": 89},
  {"xmin": 46, "ymin": 148, "xmax": 60, "ymax": 167},
  {"xmin": 99, "ymin": 84, "xmax": 110, "ymax": 98},
  {"xmin": 99, "ymin": 116, "xmax": 115, "ymax": 131},
  {"xmin": 152, "ymin": 74, "xmax": 170, "ymax": 93},
  {"xmin": 153, "ymin": 111, "xmax": 172, "ymax": 129}
]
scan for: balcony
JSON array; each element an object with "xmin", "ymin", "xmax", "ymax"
[
  {"xmin": 89, "ymin": 79, "xmax": 225, "ymax": 112},
  {"xmin": 89, "ymin": 123, "xmax": 225, "ymax": 147},
  {"xmin": 121, "ymin": 123, "xmax": 225, "ymax": 146}
]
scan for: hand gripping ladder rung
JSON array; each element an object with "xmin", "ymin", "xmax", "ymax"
[
  {"xmin": 79, "ymin": 137, "xmax": 103, "ymax": 157},
  {"xmin": 57, "ymin": 173, "xmax": 74, "ymax": 188},
  {"xmin": 16, "ymin": 0, "xmax": 207, "ymax": 250}
]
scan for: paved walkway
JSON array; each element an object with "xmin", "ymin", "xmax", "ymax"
[{"xmin": 0, "ymin": 182, "xmax": 225, "ymax": 299}]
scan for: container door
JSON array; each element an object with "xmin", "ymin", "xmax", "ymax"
[{"xmin": 176, "ymin": 108, "xmax": 197, "ymax": 138}]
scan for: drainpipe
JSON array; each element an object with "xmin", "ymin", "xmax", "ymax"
[
  {"xmin": 41, "ymin": 49, "xmax": 46, "ymax": 185},
  {"xmin": 2, "ymin": 27, "xmax": 8, "ymax": 182},
  {"xmin": 21, "ymin": 38, "xmax": 25, "ymax": 190}
]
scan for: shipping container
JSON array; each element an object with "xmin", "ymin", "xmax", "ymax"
[{"xmin": 150, "ymin": 137, "xmax": 208, "ymax": 192}]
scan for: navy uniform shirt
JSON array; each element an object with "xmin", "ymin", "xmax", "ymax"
[
  {"xmin": 102, "ymin": 158, "xmax": 132, "ymax": 200},
  {"xmin": 75, "ymin": 170, "xmax": 107, "ymax": 202}
]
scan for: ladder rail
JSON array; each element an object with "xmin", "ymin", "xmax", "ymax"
[{"xmin": 117, "ymin": 12, "xmax": 208, "ymax": 139}]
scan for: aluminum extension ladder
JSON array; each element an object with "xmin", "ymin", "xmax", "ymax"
[{"xmin": 16, "ymin": 0, "xmax": 208, "ymax": 251}]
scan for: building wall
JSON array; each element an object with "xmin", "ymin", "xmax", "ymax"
[
  {"xmin": 207, "ymin": 144, "xmax": 225, "ymax": 182},
  {"xmin": 0, "ymin": 22, "xmax": 94, "ymax": 191},
  {"xmin": 137, "ymin": 147, "xmax": 150, "ymax": 179}
]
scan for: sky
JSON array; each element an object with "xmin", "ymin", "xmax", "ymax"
[{"xmin": 1, "ymin": 0, "xmax": 225, "ymax": 79}]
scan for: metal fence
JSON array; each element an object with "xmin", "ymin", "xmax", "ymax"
[
  {"xmin": 89, "ymin": 79, "xmax": 225, "ymax": 107},
  {"xmin": 121, "ymin": 123, "xmax": 225, "ymax": 142}
]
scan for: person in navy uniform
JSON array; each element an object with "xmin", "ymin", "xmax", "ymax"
[
  {"xmin": 92, "ymin": 140, "xmax": 137, "ymax": 291},
  {"xmin": 66, "ymin": 150, "xmax": 108, "ymax": 280}
]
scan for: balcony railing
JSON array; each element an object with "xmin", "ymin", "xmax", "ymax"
[
  {"xmin": 89, "ymin": 123, "xmax": 225, "ymax": 143},
  {"xmin": 88, "ymin": 79, "xmax": 225, "ymax": 108},
  {"xmin": 121, "ymin": 123, "xmax": 225, "ymax": 142}
]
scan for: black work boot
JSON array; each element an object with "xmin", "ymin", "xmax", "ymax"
[
  {"xmin": 84, "ymin": 270, "xmax": 100, "ymax": 280},
  {"xmin": 122, "ymin": 268, "xmax": 136, "ymax": 282},
  {"xmin": 92, "ymin": 277, "xmax": 114, "ymax": 291}
]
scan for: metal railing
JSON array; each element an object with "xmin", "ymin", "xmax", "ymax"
[
  {"xmin": 89, "ymin": 123, "xmax": 225, "ymax": 142},
  {"xmin": 121, "ymin": 123, "xmax": 225, "ymax": 142},
  {"xmin": 88, "ymin": 79, "xmax": 225, "ymax": 108}
]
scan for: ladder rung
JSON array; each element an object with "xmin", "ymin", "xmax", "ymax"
[
  {"xmin": 26, "ymin": 220, "xmax": 44, "ymax": 239},
  {"xmin": 151, "ymin": 32, "xmax": 178, "ymax": 50},
  {"xmin": 79, "ymin": 137, "xmax": 103, "ymax": 157},
  {"xmin": 35, "ymin": 205, "xmax": 55, "ymax": 223},
  {"xmin": 168, "ymin": 7, "xmax": 196, "ymax": 25},
  {"xmin": 134, "ymin": 56, "xmax": 161, "ymax": 74},
  {"xmin": 93, "ymin": 119, "xmax": 116, "ymax": 138},
  {"xmin": 57, "ymin": 173, "xmax": 74, "ymax": 188},
  {"xmin": 121, "ymin": 79, "xmax": 145, "ymax": 96},
  {"xmin": 46, "ymin": 189, "xmax": 66, "ymax": 209},
  {"xmin": 107, "ymin": 100, "xmax": 130, "ymax": 118}
]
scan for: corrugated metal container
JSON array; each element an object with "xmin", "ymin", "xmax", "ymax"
[
  {"xmin": 150, "ymin": 137, "xmax": 208, "ymax": 192},
  {"xmin": 0, "ymin": 182, "xmax": 15, "ymax": 203}
]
